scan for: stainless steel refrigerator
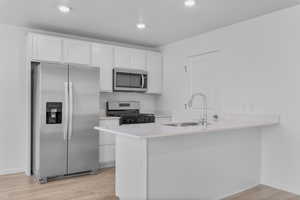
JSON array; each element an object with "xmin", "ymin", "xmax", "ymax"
[{"xmin": 31, "ymin": 62, "xmax": 100, "ymax": 183}]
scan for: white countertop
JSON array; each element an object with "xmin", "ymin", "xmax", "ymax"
[
  {"xmin": 99, "ymin": 113, "xmax": 172, "ymax": 120},
  {"xmin": 99, "ymin": 116, "xmax": 120, "ymax": 120},
  {"xmin": 94, "ymin": 114, "xmax": 280, "ymax": 139}
]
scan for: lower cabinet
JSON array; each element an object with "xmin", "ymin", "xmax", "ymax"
[
  {"xmin": 99, "ymin": 119, "xmax": 119, "ymax": 168},
  {"xmin": 98, "ymin": 116, "xmax": 172, "ymax": 168},
  {"xmin": 99, "ymin": 145, "xmax": 115, "ymax": 168}
]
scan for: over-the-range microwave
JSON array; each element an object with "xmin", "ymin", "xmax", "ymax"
[{"xmin": 113, "ymin": 68, "xmax": 148, "ymax": 92}]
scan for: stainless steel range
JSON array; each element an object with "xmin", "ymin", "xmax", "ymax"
[{"xmin": 106, "ymin": 101, "xmax": 155, "ymax": 125}]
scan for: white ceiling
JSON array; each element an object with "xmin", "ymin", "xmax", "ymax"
[{"xmin": 0, "ymin": 0, "xmax": 299, "ymax": 47}]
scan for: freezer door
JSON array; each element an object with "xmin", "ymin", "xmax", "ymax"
[
  {"xmin": 38, "ymin": 62, "xmax": 69, "ymax": 178},
  {"xmin": 68, "ymin": 65, "xmax": 100, "ymax": 174}
]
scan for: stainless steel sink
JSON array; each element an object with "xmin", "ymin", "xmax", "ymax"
[
  {"xmin": 164, "ymin": 122, "xmax": 201, "ymax": 127},
  {"xmin": 164, "ymin": 121, "xmax": 212, "ymax": 127}
]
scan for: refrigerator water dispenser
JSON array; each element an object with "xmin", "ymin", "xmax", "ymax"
[{"xmin": 46, "ymin": 102, "xmax": 62, "ymax": 124}]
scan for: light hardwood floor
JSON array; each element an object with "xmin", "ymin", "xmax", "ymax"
[
  {"xmin": 223, "ymin": 185, "xmax": 300, "ymax": 200},
  {"xmin": 0, "ymin": 168, "xmax": 116, "ymax": 200},
  {"xmin": 0, "ymin": 168, "xmax": 299, "ymax": 200}
]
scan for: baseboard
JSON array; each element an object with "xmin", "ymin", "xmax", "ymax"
[
  {"xmin": 99, "ymin": 161, "xmax": 115, "ymax": 169},
  {"xmin": 0, "ymin": 168, "xmax": 24, "ymax": 176},
  {"xmin": 262, "ymin": 183, "xmax": 300, "ymax": 196},
  {"xmin": 218, "ymin": 184, "xmax": 260, "ymax": 199}
]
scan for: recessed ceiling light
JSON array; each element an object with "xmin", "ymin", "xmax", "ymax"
[
  {"xmin": 184, "ymin": 0, "xmax": 196, "ymax": 7},
  {"xmin": 136, "ymin": 23, "xmax": 146, "ymax": 30},
  {"xmin": 58, "ymin": 5, "xmax": 71, "ymax": 13}
]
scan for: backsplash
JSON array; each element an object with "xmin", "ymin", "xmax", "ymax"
[{"xmin": 99, "ymin": 92, "xmax": 159, "ymax": 115}]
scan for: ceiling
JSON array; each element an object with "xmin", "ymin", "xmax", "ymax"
[{"xmin": 0, "ymin": 0, "xmax": 299, "ymax": 47}]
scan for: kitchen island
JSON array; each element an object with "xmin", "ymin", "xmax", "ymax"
[{"xmin": 95, "ymin": 114, "xmax": 279, "ymax": 200}]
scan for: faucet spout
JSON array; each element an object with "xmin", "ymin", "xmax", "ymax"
[{"xmin": 187, "ymin": 92, "xmax": 208, "ymax": 127}]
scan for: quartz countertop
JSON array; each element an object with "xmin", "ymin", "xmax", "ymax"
[
  {"xmin": 99, "ymin": 116, "xmax": 120, "ymax": 120},
  {"xmin": 94, "ymin": 114, "xmax": 280, "ymax": 139},
  {"xmin": 99, "ymin": 113, "xmax": 172, "ymax": 120}
]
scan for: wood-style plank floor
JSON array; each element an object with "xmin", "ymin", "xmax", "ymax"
[
  {"xmin": 223, "ymin": 185, "xmax": 300, "ymax": 200},
  {"xmin": 0, "ymin": 168, "xmax": 117, "ymax": 200},
  {"xmin": 0, "ymin": 168, "xmax": 299, "ymax": 200}
]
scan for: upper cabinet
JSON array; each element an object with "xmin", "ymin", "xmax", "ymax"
[
  {"xmin": 29, "ymin": 34, "xmax": 92, "ymax": 65},
  {"xmin": 130, "ymin": 49, "xmax": 146, "ymax": 69},
  {"xmin": 30, "ymin": 34, "xmax": 63, "ymax": 62},
  {"xmin": 28, "ymin": 33, "xmax": 163, "ymax": 94},
  {"xmin": 147, "ymin": 52, "xmax": 163, "ymax": 94},
  {"xmin": 92, "ymin": 43, "xmax": 114, "ymax": 92},
  {"xmin": 63, "ymin": 39, "xmax": 91, "ymax": 65},
  {"xmin": 115, "ymin": 47, "xmax": 146, "ymax": 70},
  {"xmin": 114, "ymin": 47, "xmax": 131, "ymax": 68}
]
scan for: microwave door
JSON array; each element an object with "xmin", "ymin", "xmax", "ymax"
[
  {"xmin": 130, "ymin": 74, "xmax": 143, "ymax": 89},
  {"xmin": 115, "ymin": 72, "xmax": 131, "ymax": 88},
  {"xmin": 114, "ymin": 71, "xmax": 146, "ymax": 92}
]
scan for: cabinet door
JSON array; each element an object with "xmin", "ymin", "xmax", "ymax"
[
  {"xmin": 131, "ymin": 49, "xmax": 146, "ymax": 69},
  {"xmin": 115, "ymin": 47, "xmax": 131, "ymax": 68},
  {"xmin": 99, "ymin": 145, "xmax": 115, "ymax": 164},
  {"xmin": 63, "ymin": 39, "xmax": 91, "ymax": 65},
  {"xmin": 99, "ymin": 119, "xmax": 118, "ymax": 165},
  {"xmin": 32, "ymin": 34, "xmax": 63, "ymax": 62},
  {"xmin": 115, "ymin": 47, "xmax": 146, "ymax": 70},
  {"xmin": 99, "ymin": 119, "xmax": 118, "ymax": 145},
  {"xmin": 147, "ymin": 52, "xmax": 163, "ymax": 94},
  {"xmin": 92, "ymin": 44, "xmax": 114, "ymax": 92}
]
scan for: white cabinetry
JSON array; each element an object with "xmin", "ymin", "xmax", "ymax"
[
  {"xmin": 92, "ymin": 44, "xmax": 114, "ymax": 92},
  {"xmin": 99, "ymin": 119, "xmax": 118, "ymax": 145},
  {"xmin": 114, "ymin": 47, "xmax": 131, "ymax": 68},
  {"xmin": 115, "ymin": 47, "xmax": 146, "ymax": 69},
  {"xmin": 99, "ymin": 145, "xmax": 115, "ymax": 167},
  {"xmin": 147, "ymin": 52, "xmax": 163, "ymax": 94},
  {"xmin": 131, "ymin": 49, "xmax": 146, "ymax": 69},
  {"xmin": 98, "ymin": 116, "xmax": 171, "ymax": 168},
  {"xmin": 63, "ymin": 39, "xmax": 91, "ymax": 65},
  {"xmin": 31, "ymin": 34, "xmax": 63, "ymax": 62},
  {"xmin": 99, "ymin": 118, "xmax": 119, "ymax": 168},
  {"xmin": 28, "ymin": 33, "xmax": 163, "ymax": 94}
]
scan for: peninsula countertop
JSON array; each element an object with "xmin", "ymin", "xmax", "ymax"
[{"xmin": 94, "ymin": 114, "xmax": 280, "ymax": 139}]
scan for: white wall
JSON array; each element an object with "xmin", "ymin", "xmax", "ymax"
[
  {"xmin": 159, "ymin": 5, "xmax": 300, "ymax": 194},
  {"xmin": 0, "ymin": 25, "xmax": 27, "ymax": 175}
]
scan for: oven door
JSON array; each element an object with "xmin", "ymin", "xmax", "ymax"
[{"xmin": 113, "ymin": 68, "xmax": 148, "ymax": 92}]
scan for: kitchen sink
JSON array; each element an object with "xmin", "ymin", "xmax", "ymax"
[{"xmin": 164, "ymin": 122, "xmax": 204, "ymax": 127}]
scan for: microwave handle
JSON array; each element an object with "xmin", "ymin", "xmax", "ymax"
[{"xmin": 141, "ymin": 74, "xmax": 145, "ymax": 88}]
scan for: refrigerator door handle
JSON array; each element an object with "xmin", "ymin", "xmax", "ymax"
[
  {"xmin": 68, "ymin": 82, "xmax": 73, "ymax": 140},
  {"xmin": 64, "ymin": 82, "xmax": 69, "ymax": 140}
]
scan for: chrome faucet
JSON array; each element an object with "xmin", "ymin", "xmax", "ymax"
[{"xmin": 187, "ymin": 92, "xmax": 208, "ymax": 127}]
